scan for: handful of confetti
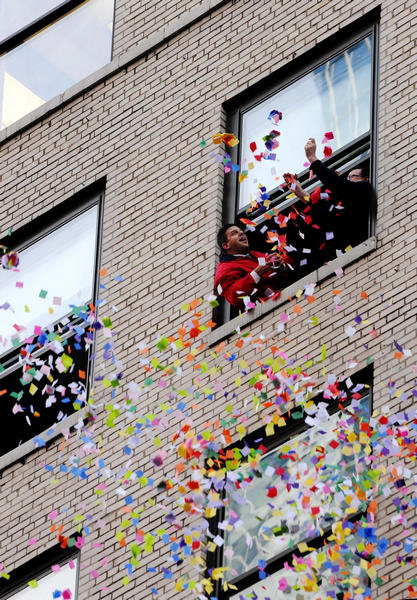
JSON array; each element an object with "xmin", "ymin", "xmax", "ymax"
[
  {"xmin": 211, "ymin": 132, "xmax": 239, "ymax": 147},
  {"xmin": 1, "ymin": 250, "xmax": 19, "ymax": 269}
]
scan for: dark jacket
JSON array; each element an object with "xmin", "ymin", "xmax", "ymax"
[{"xmin": 308, "ymin": 159, "xmax": 373, "ymax": 255}]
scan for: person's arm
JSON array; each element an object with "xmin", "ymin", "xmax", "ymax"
[
  {"xmin": 283, "ymin": 173, "xmax": 310, "ymax": 203},
  {"xmin": 305, "ymin": 138, "xmax": 362, "ymax": 200}
]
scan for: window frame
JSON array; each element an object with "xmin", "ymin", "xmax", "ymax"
[
  {"xmin": 217, "ymin": 11, "xmax": 379, "ymax": 325},
  {"xmin": 223, "ymin": 12, "xmax": 379, "ymax": 222},
  {"xmin": 0, "ymin": 538, "xmax": 80, "ymax": 599},
  {"xmin": 0, "ymin": 0, "xmax": 115, "ymax": 58},
  {"xmin": 0, "ymin": 0, "xmax": 116, "ymax": 131},
  {"xmin": 0, "ymin": 180, "xmax": 105, "ymax": 470},
  {"xmin": 205, "ymin": 366, "xmax": 373, "ymax": 599}
]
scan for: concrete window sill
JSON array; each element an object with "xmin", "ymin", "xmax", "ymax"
[
  {"xmin": 207, "ymin": 236, "xmax": 377, "ymax": 345},
  {"xmin": 0, "ymin": 409, "xmax": 84, "ymax": 473}
]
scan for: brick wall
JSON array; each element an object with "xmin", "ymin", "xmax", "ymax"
[{"xmin": 1, "ymin": 0, "xmax": 416, "ymax": 598}]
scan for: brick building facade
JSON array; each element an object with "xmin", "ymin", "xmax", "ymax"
[{"xmin": 0, "ymin": 0, "xmax": 416, "ymax": 598}]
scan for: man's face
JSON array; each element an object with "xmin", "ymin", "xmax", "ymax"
[
  {"xmin": 347, "ymin": 168, "xmax": 368, "ymax": 182},
  {"xmin": 222, "ymin": 226, "xmax": 249, "ymax": 254}
]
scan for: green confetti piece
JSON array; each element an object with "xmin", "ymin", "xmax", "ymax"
[
  {"xmin": 157, "ymin": 337, "xmax": 169, "ymax": 350},
  {"xmin": 61, "ymin": 353, "xmax": 73, "ymax": 369},
  {"xmin": 39, "ymin": 289, "xmax": 48, "ymax": 299}
]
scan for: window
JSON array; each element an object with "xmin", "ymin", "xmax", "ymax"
[
  {"xmin": 0, "ymin": 540, "xmax": 80, "ymax": 599},
  {"xmin": 0, "ymin": 0, "xmax": 115, "ymax": 130},
  {"xmin": 206, "ymin": 369, "xmax": 372, "ymax": 599},
  {"xmin": 0, "ymin": 182, "xmax": 103, "ymax": 460},
  {"xmin": 219, "ymin": 14, "xmax": 378, "ymax": 321}
]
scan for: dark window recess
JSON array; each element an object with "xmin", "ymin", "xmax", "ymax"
[
  {"xmin": 0, "ymin": 181, "xmax": 103, "ymax": 459},
  {"xmin": 0, "ymin": 321, "xmax": 92, "ymax": 456},
  {"xmin": 0, "ymin": 536, "xmax": 80, "ymax": 599},
  {"xmin": 205, "ymin": 366, "xmax": 373, "ymax": 599},
  {"xmin": 218, "ymin": 11, "xmax": 379, "ymax": 323}
]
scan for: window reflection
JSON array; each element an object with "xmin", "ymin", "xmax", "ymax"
[
  {"xmin": 239, "ymin": 35, "xmax": 373, "ymax": 210},
  {"xmin": 0, "ymin": 0, "xmax": 114, "ymax": 129},
  {"xmin": 223, "ymin": 397, "xmax": 370, "ymax": 581},
  {"xmin": 0, "ymin": 0, "xmax": 64, "ymax": 42},
  {"xmin": 230, "ymin": 536, "xmax": 368, "ymax": 599},
  {"xmin": 0, "ymin": 206, "xmax": 98, "ymax": 354}
]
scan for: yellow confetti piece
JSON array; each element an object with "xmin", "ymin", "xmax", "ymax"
[{"xmin": 29, "ymin": 383, "xmax": 38, "ymax": 396}]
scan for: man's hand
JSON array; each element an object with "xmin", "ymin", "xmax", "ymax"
[
  {"xmin": 254, "ymin": 263, "xmax": 274, "ymax": 277},
  {"xmin": 283, "ymin": 173, "xmax": 309, "ymax": 203},
  {"xmin": 267, "ymin": 253, "xmax": 289, "ymax": 270},
  {"xmin": 305, "ymin": 138, "xmax": 318, "ymax": 163}
]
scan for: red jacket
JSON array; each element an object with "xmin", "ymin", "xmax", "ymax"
[{"xmin": 214, "ymin": 251, "xmax": 285, "ymax": 309}]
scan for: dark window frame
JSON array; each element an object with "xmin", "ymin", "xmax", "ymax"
[
  {"xmin": 217, "ymin": 10, "xmax": 379, "ymax": 324},
  {"xmin": 0, "ymin": 179, "xmax": 105, "ymax": 460},
  {"xmin": 0, "ymin": 536, "xmax": 81, "ymax": 599},
  {"xmin": 205, "ymin": 365, "xmax": 373, "ymax": 599},
  {"xmin": 0, "ymin": 0, "xmax": 116, "ymax": 59}
]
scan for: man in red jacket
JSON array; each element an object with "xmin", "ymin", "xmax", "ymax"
[{"xmin": 214, "ymin": 224, "xmax": 289, "ymax": 309}]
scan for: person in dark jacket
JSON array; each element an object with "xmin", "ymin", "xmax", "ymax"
[
  {"xmin": 214, "ymin": 224, "xmax": 290, "ymax": 309},
  {"xmin": 288, "ymin": 137, "xmax": 374, "ymax": 259}
]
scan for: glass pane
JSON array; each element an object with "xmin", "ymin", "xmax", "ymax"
[
  {"xmin": 238, "ymin": 35, "xmax": 373, "ymax": 210},
  {"xmin": 9, "ymin": 560, "xmax": 78, "ymax": 599},
  {"xmin": 0, "ymin": 0, "xmax": 64, "ymax": 42},
  {"xmin": 0, "ymin": 206, "xmax": 98, "ymax": 354},
  {"xmin": 0, "ymin": 0, "xmax": 114, "ymax": 129},
  {"xmin": 230, "ymin": 537, "xmax": 368, "ymax": 599},
  {"xmin": 223, "ymin": 396, "xmax": 370, "ymax": 580}
]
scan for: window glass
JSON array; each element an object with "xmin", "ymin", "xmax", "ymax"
[
  {"xmin": 0, "ymin": 206, "xmax": 98, "ymax": 354},
  {"xmin": 0, "ymin": 0, "xmax": 114, "ymax": 129},
  {"xmin": 223, "ymin": 396, "xmax": 370, "ymax": 581},
  {"xmin": 238, "ymin": 35, "xmax": 373, "ymax": 210},
  {"xmin": 230, "ymin": 537, "xmax": 368, "ymax": 599},
  {"xmin": 7, "ymin": 560, "xmax": 78, "ymax": 600},
  {"xmin": 0, "ymin": 0, "xmax": 64, "ymax": 42}
]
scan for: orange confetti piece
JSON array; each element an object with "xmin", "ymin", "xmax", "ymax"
[
  {"xmin": 189, "ymin": 298, "xmax": 200, "ymax": 310},
  {"xmin": 293, "ymin": 305, "xmax": 302, "ymax": 315},
  {"xmin": 361, "ymin": 290, "xmax": 368, "ymax": 299},
  {"xmin": 99, "ymin": 267, "xmax": 107, "ymax": 277}
]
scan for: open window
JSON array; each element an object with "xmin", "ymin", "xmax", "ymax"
[
  {"xmin": 205, "ymin": 368, "xmax": 372, "ymax": 598},
  {"xmin": 219, "ymin": 13, "xmax": 378, "ymax": 323},
  {"xmin": 0, "ymin": 182, "xmax": 103, "ymax": 463},
  {"xmin": 0, "ymin": 0, "xmax": 115, "ymax": 130}
]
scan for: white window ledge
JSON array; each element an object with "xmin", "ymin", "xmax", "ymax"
[
  {"xmin": 0, "ymin": 409, "xmax": 85, "ymax": 472},
  {"xmin": 208, "ymin": 236, "xmax": 377, "ymax": 345}
]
